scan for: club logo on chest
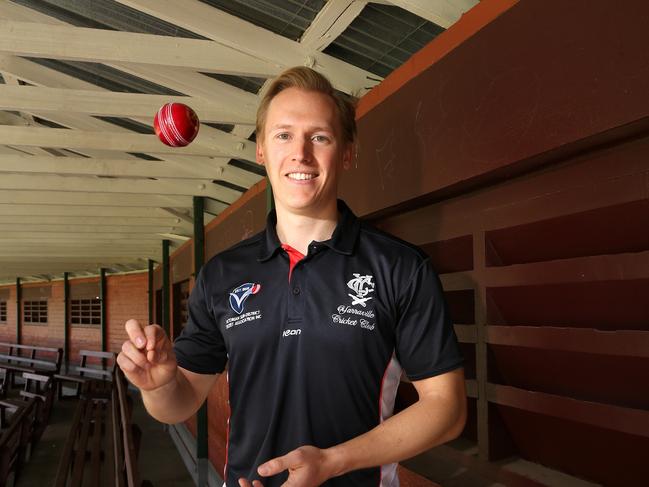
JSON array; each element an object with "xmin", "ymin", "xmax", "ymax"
[{"xmin": 346, "ymin": 273, "xmax": 375, "ymax": 307}]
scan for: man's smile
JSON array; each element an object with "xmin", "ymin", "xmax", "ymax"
[{"xmin": 286, "ymin": 172, "xmax": 319, "ymax": 181}]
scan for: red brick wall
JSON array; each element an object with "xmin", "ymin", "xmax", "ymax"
[
  {"xmin": 68, "ymin": 277, "xmax": 100, "ymax": 364},
  {"xmin": 106, "ymin": 273, "xmax": 148, "ymax": 355},
  {"xmin": 0, "ymin": 285, "xmax": 15, "ymax": 343},
  {"xmin": 22, "ymin": 280, "xmax": 64, "ymax": 349},
  {"xmin": 0, "ymin": 273, "xmax": 149, "ymax": 365}
]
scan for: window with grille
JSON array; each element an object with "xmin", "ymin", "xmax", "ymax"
[
  {"xmin": 24, "ymin": 300, "xmax": 48, "ymax": 324},
  {"xmin": 0, "ymin": 301, "xmax": 6, "ymax": 323},
  {"xmin": 71, "ymin": 298, "xmax": 101, "ymax": 326}
]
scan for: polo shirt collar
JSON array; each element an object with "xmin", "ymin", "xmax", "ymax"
[{"xmin": 258, "ymin": 199, "xmax": 360, "ymax": 261}]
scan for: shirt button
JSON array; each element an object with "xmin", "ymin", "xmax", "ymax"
[{"xmin": 292, "ymin": 287, "xmax": 300, "ymax": 295}]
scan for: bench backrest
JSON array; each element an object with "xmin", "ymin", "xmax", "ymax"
[
  {"xmin": 20, "ymin": 373, "xmax": 55, "ymax": 432},
  {"xmin": 0, "ymin": 354, "xmax": 58, "ymax": 370},
  {"xmin": 0, "ymin": 343, "xmax": 63, "ymax": 372},
  {"xmin": 0, "ymin": 398, "xmax": 37, "ymax": 484},
  {"xmin": 115, "ymin": 369, "xmax": 141, "ymax": 487},
  {"xmin": 76, "ymin": 350, "xmax": 116, "ymax": 379}
]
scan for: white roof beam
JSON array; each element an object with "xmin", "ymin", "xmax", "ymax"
[
  {"xmin": 0, "ymin": 3, "xmax": 259, "ymax": 140},
  {"xmin": 0, "ymin": 85, "xmax": 253, "ymax": 125},
  {"xmin": 0, "ymin": 216, "xmax": 191, "ymax": 227},
  {"xmin": 0, "ymin": 154, "xmax": 254, "ymax": 187},
  {"xmin": 301, "ymin": 1, "xmax": 367, "ymax": 52},
  {"xmin": 0, "ymin": 243, "xmax": 162, "ymax": 253},
  {"xmin": 386, "ymin": 0, "xmax": 479, "ymax": 28},
  {"xmin": 0, "ymin": 109, "xmax": 259, "ymax": 187},
  {"xmin": 0, "ymin": 231, "xmax": 173, "ymax": 241},
  {"xmin": 1, "ymin": 246, "xmax": 162, "ymax": 260},
  {"xmin": 159, "ymin": 208, "xmax": 193, "ymax": 224},
  {"xmin": 0, "ymin": 56, "xmax": 260, "ymax": 170},
  {"xmin": 0, "ymin": 20, "xmax": 277, "ymax": 77},
  {"xmin": 0, "ymin": 190, "xmax": 191, "ymax": 208},
  {"xmin": 114, "ymin": 0, "xmax": 378, "ymax": 95},
  {"xmin": 1, "ymin": 224, "xmax": 188, "ymax": 235},
  {"xmin": 0, "ymin": 70, "xmax": 38, "ymax": 126},
  {"xmin": 0, "ymin": 125, "xmax": 252, "ymax": 159},
  {"xmin": 0, "ymin": 173, "xmax": 241, "ymax": 203},
  {"xmin": 0, "ymin": 205, "xmax": 180, "ymax": 218}
]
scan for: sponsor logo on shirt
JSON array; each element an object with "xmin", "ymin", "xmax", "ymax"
[
  {"xmin": 282, "ymin": 328, "xmax": 301, "ymax": 337},
  {"xmin": 229, "ymin": 282, "xmax": 261, "ymax": 315},
  {"xmin": 347, "ymin": 273, "xmax": 375, "ymax": 307}
]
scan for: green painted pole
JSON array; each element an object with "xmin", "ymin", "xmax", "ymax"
[
  {"xmin": 194, "ymin": 197, "xmax": 208, "ymax": 486},
  {"xmin": 15, "ymin": 277, "xmax": 21, "ymax": 344},
  {"xmin": 100, "ymin": 268, "xmax": 107, "ymax": 352},
  {"xmin": 148, "ymin": 259, "xmax": 154, "ymax": 325},
  {"xmin": 161, "ymin": 240, "xmax": 171, "ymax": 337},
  {"xmin": 63, "ymin": 272, "xmax": 70, "ymax": 368}
]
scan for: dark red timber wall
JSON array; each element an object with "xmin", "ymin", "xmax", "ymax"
[{"xmin": 337, "ymin": 0, "xmax": 649, "ymax": 485}]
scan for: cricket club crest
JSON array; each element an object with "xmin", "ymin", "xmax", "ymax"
[
  {"xmin": 229, "ymin": 282, "xmax": 261, "ymax": 315},
  {"xmin": 347, "ymin": 273, "xmax": 375, "ymax": 307}
]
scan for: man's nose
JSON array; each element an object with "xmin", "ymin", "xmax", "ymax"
[{"xmin": 291, "ymin": 137, "xmax": 312, "ymax": 162}]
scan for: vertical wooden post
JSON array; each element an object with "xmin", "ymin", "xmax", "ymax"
[
  {"xmin": 63, "ymin": 272, "xmax": 70, "ymax": 369},
  {"xmin": 148, "ymin": 259, "xmax": 154, "ymax": 325},
  {"xmin": 100, "ymin": 268, "xmax": 107, "ymax": 352},
  {"xmin": 194, "ymin": 197, "xmax": 209, "ymax": 486},
  {"xmin": 161, "ymin": 240, "xmax": 171, "ymax": 337},
  {"xmin": 15, "ymin": 277, "xmax": 21, "ymax": 344}
]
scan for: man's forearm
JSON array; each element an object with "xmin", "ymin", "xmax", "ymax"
[
  {"xmin": 325, "ymin": 393, "xmax": 466, "ymax": 477},
  {"xmin": 140, "ymin": 369, "xmax": 201, "ymax": 424}
]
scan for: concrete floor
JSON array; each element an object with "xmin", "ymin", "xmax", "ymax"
[{"xmin": 14, "ymin": 387, "xmax": 194, "ymax": 487}]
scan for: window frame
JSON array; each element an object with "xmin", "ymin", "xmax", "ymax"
[
  {"xmin": 70, "ymin": 297, "xmax": 102, "ymax": 327},
  {"xmin": 23, "ymin": 299, "xmax": 48, "ymax": 325}
]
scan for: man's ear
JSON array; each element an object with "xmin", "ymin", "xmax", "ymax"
[
  {"xmin": 256, "ymin": 142, "xmax": 265, "ymax": 165},
  {"xmin": 342, "ymin": 143, "xmax": 353, "ymax": 170}
]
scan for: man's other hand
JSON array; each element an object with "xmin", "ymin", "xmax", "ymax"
[
  {"xmin": 117, "ymin": 319, "xmax": 177, "ymax": 391},
  {"xmin": 239, "ymin": 445, "xmax": 338, "ymax": 487}
]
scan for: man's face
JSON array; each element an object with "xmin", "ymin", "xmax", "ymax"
[{"xmin": 256, "ymin": 87, "xmax": 351, "ymax": 216}]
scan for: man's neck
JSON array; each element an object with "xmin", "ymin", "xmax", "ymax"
[{"xmin": 274, "ymin": 201, "xmax": 339, "ymax": 255}]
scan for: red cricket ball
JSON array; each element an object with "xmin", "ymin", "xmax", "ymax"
[{"xmin": 154, "ymin": 103, "xmax": 200, "ymax": 147}]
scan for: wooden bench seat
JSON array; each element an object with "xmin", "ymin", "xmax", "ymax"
[
  {"xmin": 0, "ymin": 343, "xmax": 62, "ymax": 391},
  {"xmin": 0, "ymin": 373, "xmax": 55, "ymax": 446},
  {"xmin": 0, "ymin": 397, "xmax": 37, "ymax": 486},
  {"xmin": 55, "ymin": 350, "xmax": 116, "ymax": 399},
  {"xmin": 54, "ymin": 369, "xmax": 151, "ymax": 487}
]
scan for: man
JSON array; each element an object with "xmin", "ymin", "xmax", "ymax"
[{"xmin": 117, "ymin": 67, "xmax": 466, "ymax": 487}]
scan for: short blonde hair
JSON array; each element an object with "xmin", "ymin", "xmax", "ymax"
[{"xmin": 256, "ymin": 66, "xmax": 357, "ymax": 145}]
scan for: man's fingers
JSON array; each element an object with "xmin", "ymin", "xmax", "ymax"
[
  {"xmin": 147, "ymin": 348, "xmax": 169, "ymax": 364},
  {"xmin": 238, "ymin": 479, "xmax": 263, "ymax": 487},
  {"xmin": 258, "ymin": 454, "xmax": 290, "ymax": 477},
  {"xmin": 125, "ymin": 319, "xmax": 146, "ymax": 349},
  {"xmin": 144, "ymin": 324, "xmax": 167, "ymax": 351},
  {"xmin": 120, "ymin": 340, "xmax": 149, "ymax": 369},
  {"xmin": 116, "ymin": 352, "xmax": 144, "ymax": 374}
]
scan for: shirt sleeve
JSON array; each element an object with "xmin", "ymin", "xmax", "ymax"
[
  {"xmin": 173, "ymin": 267, "xmax": 228, "ymax": 374},
  {"xmin": 395, "ymin": 258, "xmax": 464, "ymax": 381}
]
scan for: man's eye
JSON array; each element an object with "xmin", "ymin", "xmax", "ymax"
[
  {"xmin": 313, "ymin": 135, "xmax": 330, "ymax": 143},
  {"xmin": 276, "ymin": 133, "xmax": 290, "ymax": 140}
]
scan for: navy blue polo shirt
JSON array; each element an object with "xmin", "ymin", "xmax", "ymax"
[{"xmin": 174, "ymin": 200, "xmax": 463, "ymax": 487}]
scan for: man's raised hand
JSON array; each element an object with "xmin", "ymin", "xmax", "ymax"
[{"xmin": 117, "ymin": 319, "xmax": 177, "ymax": 391}]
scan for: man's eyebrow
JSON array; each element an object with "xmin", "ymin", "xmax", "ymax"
[{"xmin": 269, "ymin": 124, "xmax": 334, "ymax": 132}]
